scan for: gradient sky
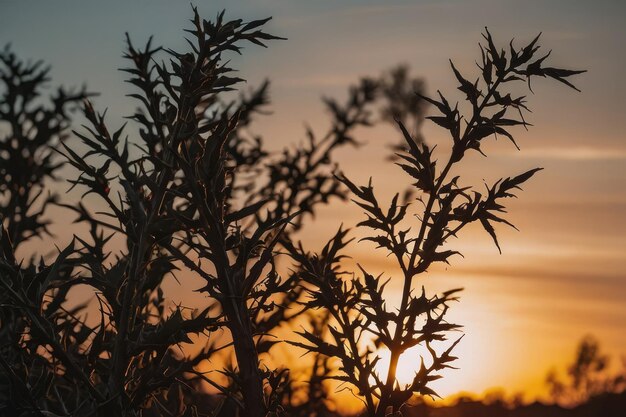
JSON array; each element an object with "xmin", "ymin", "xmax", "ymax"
[{"xmin": 2, "ymin": 0, "xmax": 625, "ymax": 403}]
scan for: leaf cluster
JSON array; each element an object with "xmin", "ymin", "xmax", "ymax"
[{"xmin": 285, "ymin": 28, "xmax": 584, "ymax": 417}]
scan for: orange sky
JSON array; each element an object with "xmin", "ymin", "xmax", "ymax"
[{"xmin": 2, "ymin": 0, "xmax": 625, "ymax": 405}]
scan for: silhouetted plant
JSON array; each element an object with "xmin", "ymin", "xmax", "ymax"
[
  {"xmin": 378, "ymin": 65, "xmax": 427, "ymax": 155},
  {"xmin": 285, "ymin": 29, "xmax": 584, "ymax": 416},
  {"xmin": 0, "ymin": 7, "xmax": 425, "ymax": 417},
  {"xmin": 0, "ymin": 9, "xmax": 289, "ymax": 416},
  {"xmin": 277, "ymin": 312, "xmax": 337, "ymax": 417},
  {"xmin": 0, "ymin": 46, "xmax": 90, "ymax": 247},
  {"xmin": 0, "ymin": 45, "xmax": 92, "ymax": 417},
  {"xmin": 0, "ymin": 7, "xmax": 585, "ymax": 417}
]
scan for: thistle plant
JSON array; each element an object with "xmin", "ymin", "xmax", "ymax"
[
  {"xmin": 0, "ymin": 9, "xmax": 295, "ymax": 417},
  {"xmin": 0, "ymin": 46, "xmax": 90, "ymax": 247},
  {"xmin": 0, "ymin": 7, "xmax": 423, "ymax": 417},
  {"xmin": 0, "ymin": 6, "xmax": 584, "ymax": 417},
  {"xmin": 285, "ymin": 29, "xmax": 584, "ymax": 416},
  {"xmin": 0, "ymin": 46, "xmax": 92, "ymax": 416}
]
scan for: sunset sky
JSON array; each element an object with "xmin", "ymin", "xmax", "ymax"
[{"xmin": 2, "ymin": 0, "xmax": 625, "ymax": 404}]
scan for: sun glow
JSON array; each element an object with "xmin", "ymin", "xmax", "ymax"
[{"xmin": 373, "ymin": 345, "xmax": 427, "ymax": 387}]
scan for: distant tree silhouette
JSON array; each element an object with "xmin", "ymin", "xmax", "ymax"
[{"xmin": 547, "ymin": 336, "xmax": 626, "ymax": 407}]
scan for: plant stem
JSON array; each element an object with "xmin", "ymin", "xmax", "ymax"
[{"xmin": 380, "ymin": 72, "xmax": 507, "ymax": 416}]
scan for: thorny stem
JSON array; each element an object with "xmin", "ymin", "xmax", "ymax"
[
  {"xmin": 380, "ymin": 69, "xmax": 508, "ymax": 415},
  {"xmin": 0, "ymin": 276, "xmax": 105, "ymax": 404},
  {"xmin": 332, "ymin": 305, "xmax": 377, "ymax": 414},
  {"xmin": 171, "ymin": 97, "xmax": 268, "ymax": 416},
  {"xmin": 109, "ymin": 95, "xmax": 193, "ymax": 410}
]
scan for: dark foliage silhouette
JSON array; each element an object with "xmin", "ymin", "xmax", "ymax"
[
  {"xmin": 284, "ymin": 28, "xmax": 584, "ymax": 417},
  {"xmin": 547, "ymin": 336, "xmax": 626, "ymax": 407},
  {"xmin": 0, "ymin": 46, "xmax": 91, "ymax": 246},
  {"xmin": 0, "ymin": 8, "xmax": 422, "ymax": 417},
  {"xmin": 0, "ymin": 7, "xmax": 585, "ymax": 417},
  {"xmin": 0, "ymin": 45, "xmax": 93, "ymax": 416}
]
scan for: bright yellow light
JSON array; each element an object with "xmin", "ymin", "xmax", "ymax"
[{"xmin": 373, "ymin": 345, "xmax": 426, "ymax": 387}]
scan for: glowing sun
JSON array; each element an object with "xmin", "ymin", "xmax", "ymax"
[{"xmin": 373, "ymin": 345, "xmax": 426, "ymax": 387}]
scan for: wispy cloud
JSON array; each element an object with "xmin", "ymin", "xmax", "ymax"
[
  {"xmin": 497, "ymin": 146, "xmax": 626, "ymax": 160},
  {"xmin": 456, "ymin": 264, "xmax": 626, "ymax": 288}
]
